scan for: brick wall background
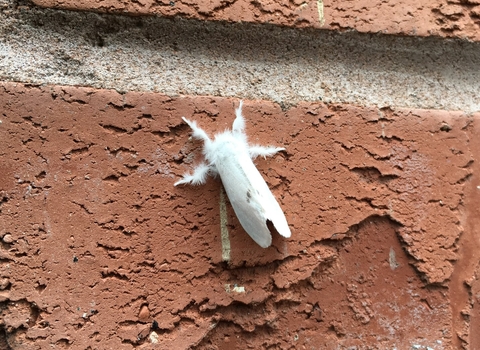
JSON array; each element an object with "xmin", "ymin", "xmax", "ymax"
[{"xmin": 1, "ymin": 0, "xmax": 480, "ymax": 349}]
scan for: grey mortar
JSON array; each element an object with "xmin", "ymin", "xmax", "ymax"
[{"xmin": 1, "ymin": 0, "xmax": 479, "ymax": 112}]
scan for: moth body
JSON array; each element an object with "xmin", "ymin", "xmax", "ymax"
[{"xmin": 174, "ymin": 101, "xmax": 290, "ymax": 248}]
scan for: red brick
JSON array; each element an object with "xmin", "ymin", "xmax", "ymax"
[
  {"xmin": 1, "ymin": 82, "xmax": 478, "ymax": 347},
  {"xmin": 32, "ymin": 0, "xmax": 480, "ymax": 40},
  {"xmin": 32, "ymin": 0, "xmax": 322, "ymax": 29}
]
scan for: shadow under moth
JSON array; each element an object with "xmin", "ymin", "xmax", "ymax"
[{"xmin": 174, "ymin": 101, "xmax": 291, "ymax": 248}]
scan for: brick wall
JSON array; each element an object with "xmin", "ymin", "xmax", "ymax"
[{"xmin": 0, "ymin": 0, "xmax": 479, "ymax": 349}]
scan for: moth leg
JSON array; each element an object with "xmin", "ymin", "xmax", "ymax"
[
  {"xmin": 182, "ymin": 117, "xmax": 212, "ymax": 145},
  {"xmin": 232, "ymin": 100, "xmax": 245, "ymax": 134},
  {"xmin": 174, "ymin": 163, "xmax": 211, "ymax": 186},
  {"xmin": 249, "ymin": 145, "xmax": 285, "ymax": 160}
]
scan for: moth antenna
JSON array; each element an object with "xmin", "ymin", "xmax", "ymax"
[
  {"xmin": 182, "ymin": 117, "xmax": 212, "ymax": 147},
  {"xmin": 232, "ymin": 100, "xmax": 245, "ymax": 134}
]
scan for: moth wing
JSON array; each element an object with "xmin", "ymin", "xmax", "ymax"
[
  {"xmin": 216, "ymin": 152, "xmax": 290, "ymax": 248},
  {"xmin": 248, "ymin": 161, "xmax": 291, "ymax": 239}
]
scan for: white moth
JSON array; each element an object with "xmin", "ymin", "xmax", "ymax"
[{"xmin": 174, "ymin": 101, "xmax": 291, "ymax": 248}]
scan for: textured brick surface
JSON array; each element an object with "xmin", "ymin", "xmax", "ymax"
[
  {"xmin": 32, "ymin": 0, "xmax": 323, "ymax": 28},
  {"xmin": 1, "ymin": 82, "xmax": 479, "ymax": 348},
  {"xmin": 324, "ymin": 0, "xmax": 480, "ymax": 40},
  {"xmin": 32, "ymin": 0, "xmax": 480, "ymax": 41}
]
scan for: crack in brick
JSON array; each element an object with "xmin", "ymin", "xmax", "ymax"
[{"xmin": 100, "ymin": 124, "xmax": 128, "ymax": 134}]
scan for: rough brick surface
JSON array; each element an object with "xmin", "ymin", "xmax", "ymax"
[
  {"xmin": 324, "ymin": 0, "xmax": 480, "ymax": 40},
  {"xmin": 31, "ymin": 0, "xmax": 322, "ymax": 28},
  {"xmin": 32, "ymin": 0, "xmax": 480, "ymax": 41},
  {"xmin": 1, "ymin": 82, "xmax": 478, "ymax": 348}
]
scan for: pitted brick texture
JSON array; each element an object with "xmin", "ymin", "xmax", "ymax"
[
  {"xmin": 32, "ymin": 0, "xmax": 480, "ymax": 40},
  {"xmin": 0, "ymin": 82, "xmax": 478, "ymax": 348},
  {"xmin": 31, "ymin": 0, "xmax": 322, "ymax": 28},
  {"xmin": 324, "ymin": 0, "xmax": 480, "ymax": 40}
]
